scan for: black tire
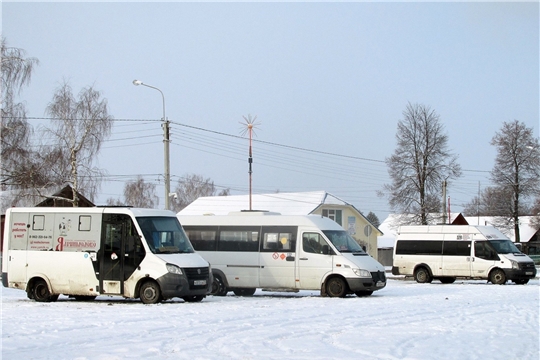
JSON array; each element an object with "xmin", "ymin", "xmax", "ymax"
[
  {"xmin": 439, "ymin": 277, "xmax": 456, "ymax": 284},
  {"xmin": 514, "ymin": 279, "xmax": 529, "ymax": 285},
  {"xmin": 74, "ymin": 295, "xmax": 97, "ymax": 301},
  {"xmin": 182, "ymin": 295, "xmax": 205, "ymax": 302},
  {"xmin": 232, "ymin": 288, "xmax": 256, "ymax": 296},
  {"xmin": 489, "ymin": 269, "xmax": 506, "ymax": 285},
  {"xmin": 211, "ymin": 275, "xmax": 228, "ymax": 296},
  {"xmin": 140, "ymin": 281, "xmax": 163, "ymax": 304},
  {"xmin": 326, "ymin": 277, "xmax": 347, "ymax": 298},
  {"xmin": 33, "ymin": 279, "xmax": 57, "ymax": 302},
  {"xmin": 355, "ymin": 290, "xmax": 373, "ymax": 297},
  {"xmin": 414, "ymin": 267, "xmax": 432, "ymax": 284}
]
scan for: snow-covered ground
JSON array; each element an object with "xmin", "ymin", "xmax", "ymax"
[{"xmin": 2, "ymin": 277, "xmax": 539, "ymax": 360}]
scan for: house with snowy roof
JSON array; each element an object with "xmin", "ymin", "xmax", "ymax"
[{"xmin": 178, "ymin": 191, "xmax": 383, "ymax": 260}]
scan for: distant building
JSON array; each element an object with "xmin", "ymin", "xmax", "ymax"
[{"xmin": 179, "ymin": 191, "xmax": 383, "ymax": 259}]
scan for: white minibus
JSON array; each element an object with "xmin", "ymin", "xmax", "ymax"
[
  {"xmin": 2, "ymin": 207, "xmax": 211, "ymax": 303},
  {"xmin": 392, "ymin": 225, "xmax": 537, "ymax": 284},
  {"xmin": 178, "ymin": 212, "xmax": 386, "ymax": 297}
]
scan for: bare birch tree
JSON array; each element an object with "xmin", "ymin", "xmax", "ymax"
[
  {"xmin": 171, "ymin": 173, "xmax": 230, "ymax": 212},
  {"xmin": 123, "ymin": 176, "xmax": 159, "ymax": 208},
  {"xmin": 44, "ymin": 82, "xmax": 113, "ymax": 206},
  {"xmin": 381, "ymin": 103, "xmax": 462, "ymax": 225},
  {"xmin": 1, "ymin": 38, "xmax": 41, "ymax": 208},
  {"xmin": 490, "ymin": 120, "xmax": 540, "ymax": 243}
]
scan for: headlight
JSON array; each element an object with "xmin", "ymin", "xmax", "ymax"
[
  {"xmin": 353, "ymin": 268, "xmax": 371, "ymax": 277},
  {"xmin": 166, "ymin": 263, "xmax": 183, "ymax": 275},
  {"xmin": 510, "ymin": 260, "xmax": 519, "ymax": 270}
]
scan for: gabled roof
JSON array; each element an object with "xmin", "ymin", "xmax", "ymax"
[
  {"xmin": 464, "ymin": 216, "xmax": 539, "ymax": 243},
  {"xmin": 179, "ymin": 191, "xmax": 349, "ymax": 216},
  {"xmin": 35, "ymin": 185, "xmax": 95, "ymax": 207}
]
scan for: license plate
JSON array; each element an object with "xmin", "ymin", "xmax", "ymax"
[
  {"xmin": 376, "ymin": 281, "xmax": 385, "ymax": 287},
  {"xmin": 526, "ymin": 272, "xmax": 533, "ymax": 275},
  {"xmin": 194, "ymin": 280, "xmax": 207, "ymax": 286}
]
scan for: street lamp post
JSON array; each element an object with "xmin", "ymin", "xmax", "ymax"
[{"xmin": 133, "ymin": 80, "xmax": 171, "ymax": 211}]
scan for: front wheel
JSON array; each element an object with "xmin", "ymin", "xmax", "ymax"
[
  {"xmin": 489, "ymin": 269, "xmax": 506, "ymax": 285},
  {"xmin": 326, "ymin": 277, "xmax": 347, "ymax": 297},
  {"xmin": 414, "ymin": 267, "xmax": 432, "ymax": 283},
  {"xmin": 183, "ymin": 295, "xmax": 205, "ymax": 303},
  {"xmin": 140, "ymin": 281, "xmax": 163, "ymax": 304},
  {"xmin": 232, "ymin": 288, "xmax": 256, "ymax": 296},
  {"xmin": 211, "ymin": 275, "xmax": 228, "ymax": 296}
]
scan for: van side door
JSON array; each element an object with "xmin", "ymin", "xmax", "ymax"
[
  {"xmin": 99, "ymin": 214, "xmax": 130, "ymax": 295},
  {"xmin": 471, "ymin": 241, "xmax": 499, "ymax": 279},
  {"xmin": 6, "ymin": 211, "xmax": 31, "ymax": 286},
  {"xmin": 297, "ymin": 232, "xmax": 333, "ymax": 290},
  {"xmin": 259, "ymin": 226, "xmax": 297, "ymax": 289},
  {"xmin": 441, "ymin": 240, "xmax": 472, "ymax": 277}
]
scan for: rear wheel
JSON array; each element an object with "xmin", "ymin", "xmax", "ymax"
[
  {"xmin": 326, "ymin": 277, "xmax": 347, "ymax": 298},
  {"xmin": 489, "ymin": 269, "xmax": 506, "ymax": 285},
  {"xmin": 74, "ymin": 295, "xmax": 97, "ymax": 301},
  {"xmin": 232, "ymin": 288, "xmax": 256, "ymax": 296},
  {"xmin": 414, "ymin": 267, "xmax": 432, "ymax": 283},
  {"xmin": 140, "ymin": 281, "xmax": 163, "ymax": 304},
  {"xmin": 439, "ymin": 277, "xmax": 456, "ymax": 284},
  {"xmin": 33, "ymin": 279, "xmax": 58, "ymax": 302}
]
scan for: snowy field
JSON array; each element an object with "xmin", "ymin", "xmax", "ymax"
[{"xmin": 1, "ymin": 277, "xmax": 539, "ymax": 360}]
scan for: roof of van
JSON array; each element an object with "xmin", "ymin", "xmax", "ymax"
[
  {"xmin": 178, "ymin": 213, "xmax": 345, "ymax": 230},
  {"xmin": 397, "ymin": 225, "xmax": 510, "ymax": 240},
  {"xmin": 177, "ymin": 191, "xmax": 348, "ymax": 216}
]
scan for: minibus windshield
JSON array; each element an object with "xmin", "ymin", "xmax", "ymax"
[
  {"xmin": 137, "ymin": 216, "xmax": 195, "ymax": 254},
  {"xmin": 488, "ymin": 239, "xmax": 522, "ymax": 255},
  {"xmin": 323, "ymin": 230, "xmax": 366, "ymax": 254}
]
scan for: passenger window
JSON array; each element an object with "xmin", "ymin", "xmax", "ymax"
[
  {"xmin": 474, "ymin": 241, "xmax": 500, "ymax": 261},
  {"xmin": 185, "ymin": 228, "xmax": 217, "ymax": 251},
  {"xmin": 261, "ymin": 226, "xmax": 296, "ymax": 252},
  {"xmin": 302, "ymin": 233, "xmax": 328, "ymax": 254}
]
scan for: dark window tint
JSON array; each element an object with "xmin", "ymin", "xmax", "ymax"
[
  {"xmin": 442, "ymin": 241, "xmax": 471, "ymax": 256},
  {"xmin": 395, "ymin": 240, "xmax": 443, "ymax": 255},
  {"xmin": 184, "ymin": 227, "xmax": 218, "ymax": 251},
  {"xmin": 474, "ymin": 241, "xmax": 500, "ymax": 261},
  {"xmin": 218, "ymin": 227, "xmax": 260, "ymax": 252}
]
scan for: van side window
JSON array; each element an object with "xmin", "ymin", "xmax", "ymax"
[
  {"xmin": 184, "ymin": 227, "xmax": 217, "ymax": 251},
  {"xmin": 261, "ymin": 226, "xmax": 296, "ymax": 252},
  {"xmin": 395, "ymin": 240, "xmax": 443, "ymax": 255},
  {"xmin": 302, "ymin": 233, "xmax": 327, "ymax": 254},
  {"xmin": 442, "ymin": 241, "xmax": 471, "ymax": 256},
  {"xmin": 218, "ymin": 227, "xmax": 259, "ymax": 252},
  {"xmin": 474, "ymin": 241, "xmax": 500, "ymax": 261}
]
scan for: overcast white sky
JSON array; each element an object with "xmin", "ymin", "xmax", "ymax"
[{"xmin": 2, "ymin": 1, "xmax": 539, "ymax": 219}]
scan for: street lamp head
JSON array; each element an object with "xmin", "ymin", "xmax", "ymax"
[{"xmin": 132, "ymin": 79, "xmax": 143, "ymax": 86}]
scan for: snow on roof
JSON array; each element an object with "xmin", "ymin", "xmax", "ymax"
[{"xmin": 178, "ymin": 191, "xmax": 349, "ymax": 216}]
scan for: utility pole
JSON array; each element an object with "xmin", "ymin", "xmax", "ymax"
[{"xmin": 442, "ymin": 180, "xmax": 447, "ymax": 224}]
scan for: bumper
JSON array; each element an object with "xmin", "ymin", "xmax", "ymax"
[
  {"xmin": 346, "ymin": 271, "xmax": 387, "ymax": 292},
  {"xmin": 504, "ymin": 267, "xmax": 537, "ymax": 281},
  {"xmin": 156, "ymin": 271, "xmax": 211, "ymax": 299}
]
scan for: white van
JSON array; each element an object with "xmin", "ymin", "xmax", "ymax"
[
  {"xmin": 178, "ymin": 212, "xmax": 386, "ymax": 297},
  {"xmin": 392, "ymin": 225, "xmax": 537, "ymax": 284},
  {"xmin": 2, "ymin": 207, "xmax": 211, "ymax": 303}
]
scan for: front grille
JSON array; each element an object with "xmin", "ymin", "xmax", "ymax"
[
  {"xmin": 184, "ymin": 267, "xmax": 210, "ymax": 289},
  {"xmin": 371, "ymin": 271, "xmax": 386, "ymax": 283},
  {"xmin": 520, "ymin": 262, "xmax": 536, "ymax": 271}
]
